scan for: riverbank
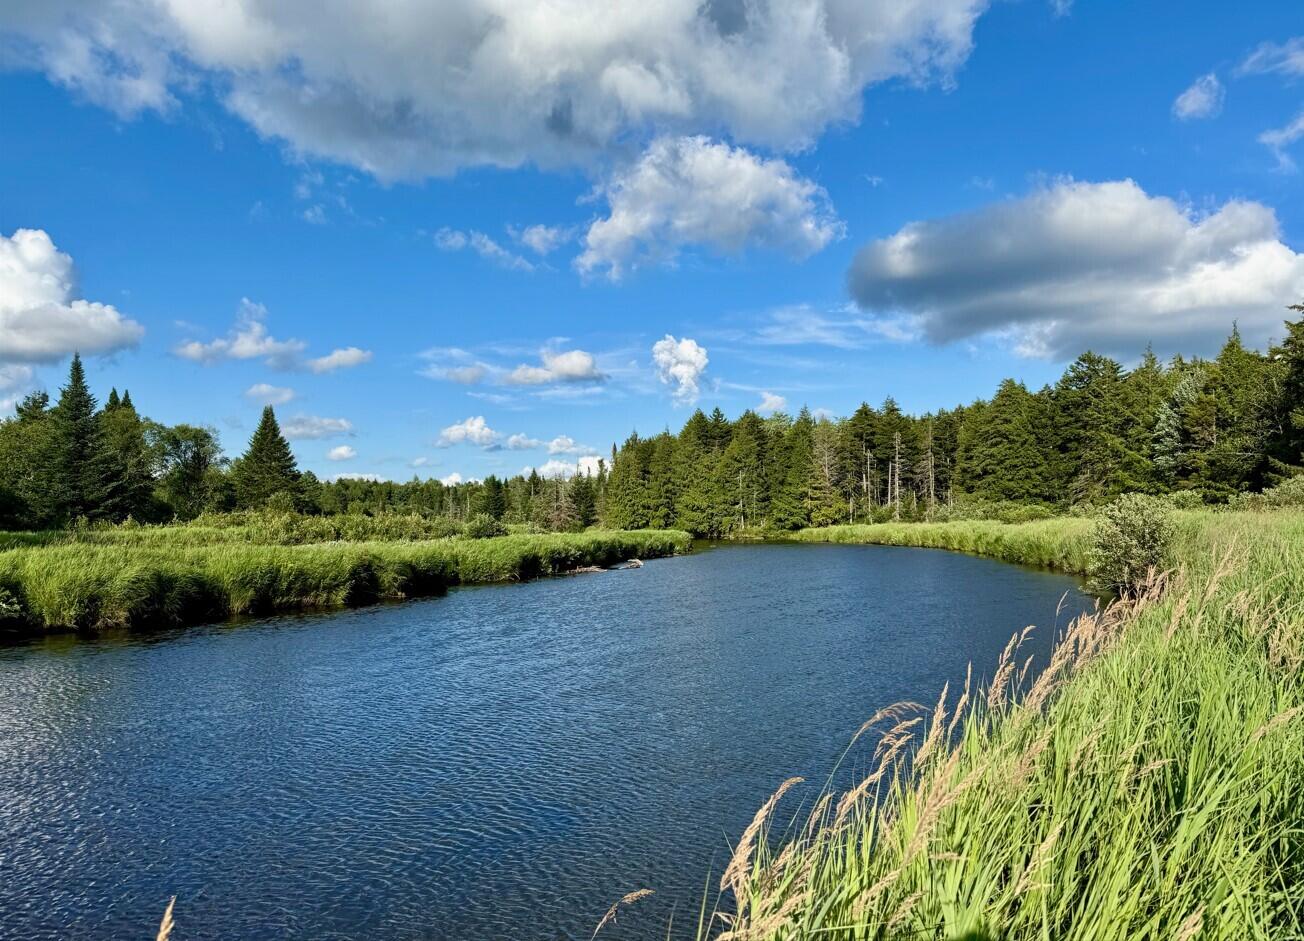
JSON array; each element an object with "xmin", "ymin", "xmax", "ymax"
[
  {"xmin": 713, "ymin": 508, "xmax": 1304, "ymax": 939},
  {"xmin": 0, "ymin": 528, "xmax": 691, "ymax": 635}
]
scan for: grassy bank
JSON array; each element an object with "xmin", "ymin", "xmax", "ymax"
[
  {"xmin": 0, "ymin": 529, "xmax": 690, "ymax": 634},
  {"xmin": 712, "ymin": 510, "xmax": 1304, "ymax": 940}
]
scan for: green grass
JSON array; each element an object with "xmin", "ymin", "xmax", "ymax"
[
  {"xmin": 710, "ymin": 510, "xmax": 1304, "ymax": 940},
  {"xmin": 0, "ymin": 529, "xmax": 691, "ymax": 633}
]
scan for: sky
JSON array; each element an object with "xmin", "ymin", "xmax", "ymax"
[{"xmin": 1, "ymin": 0, "xmax": 1302, "ymax": 485}]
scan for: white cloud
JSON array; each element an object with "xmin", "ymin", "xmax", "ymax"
[
  {"xmin": 282, "ymin": 415, "xmax": 354, "ymax": 440},
  {"xmin": 523, "ymin": 457, "xmax": 603, "ymax": 479},
  {"xmin": 1260, "ymin": 112, "xmax": 1304, "ymax": 172},
  {"xmin": 847, "ymin": 178, "xmax": 1304, "ymax": 359},
  {"xmin": 0, "ymin": 228, "xmax": 144, "ymax": 364},
  {"xmin": 651, "ymin": 335, "xmax": 709, "ymax": 405},
  {"xmin": 440, "ymin": 472, "xmax": 465, "ymax": 486},
  {"xmin": 302, "ymin": 204, "xmax": 327, "ymax": 225},
  {"xmin": 506, "ymin": 349, "xmax": 604, "ymax": 385},
  {"xmin": 1173, "ymin": 73, "xmax": 1223, "ymax": 120},
  {"xmin": 513, "ymin": 224, "xmax": 573, "ymax": 256},
  {"xmin": 308, "ymin": 346, "xmax": 372, "ymax": 373},
  {"xmin": 0, "ymin": 1, "xmax": 987, "ymax": 180},
  {"xmin": 410, "ymin": 456, "xmax": 431, "ymax": 468},
  {"xmin": 327, "ymin": 445, "xmax": 357, "ymax": 461},
  {"xmin": 758, "ymin": 391, "xmax": 788, "ymax": 414},
  {"xmin": 547, "ymin": 435, "xmax": 597, "ymax": 455},
  {"xmin": 435, "ymin": 228, "xmax": 534, "ymax": 271},
  {"xmin": 437, "ymin": 415, "xmax": 499, "ymax": 448},
  {"xmin": 1238, "ymin": 37, "xmax": 1304, "ymax": 77},
  {"xmin": 576, "ymin": 136, "xmax": 843, "ymax": 279},
  {"xmin": 753, "ymin": 304, "xmax": 920, "ymax": 348},
  {"xmin": 175, "ymin": 298, "xmax": 306, "ymax": 367},
  {"xmin": 175, "ymin": 299, "xmax": 371, "ymax": 370},
  {"xmin": 245, "ymin": 382, "xmax": 296, "ymax": 405},
  {"xmin": 506, "ymin": 433, "xmax": 542, "ymax": 450},
  {"xmin": 0, "ymin": 364, "xmax": 35, "ymax": 411}
]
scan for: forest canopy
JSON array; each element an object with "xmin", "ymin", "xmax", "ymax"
[{"xmin": 3, "ymin": 310, "xmax": 1303, "ymax": 538}]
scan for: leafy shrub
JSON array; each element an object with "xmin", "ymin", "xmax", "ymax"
[
  {"xmin": 1088, "ymin": 494, "xmax": 1175, "ymax": 596},
  {"xmin": 0, "ymin": 586, "xmax": 23, "ymax": 623},
  {"xmin": 1165, "ymin": 490, "xmax": 1206, "ymax": 510},
  {"xmin": 463, "ymin": 514, "xmax": 508, "ymax": 539},
  {"xmin": 1227, "ymin": 475, "xmax": 1304, "ymax": 512}
]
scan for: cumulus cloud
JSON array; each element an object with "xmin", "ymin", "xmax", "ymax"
[
  {"xmin": 175, "ymin": 299, "xmax": 371, "ymax": 370},
  {"xmin": 0, "ymin": 364, "xmax": 35, "ymax": 411},
  {"xmin": 0, "ymin": 228, "xmax": 144, "ymax": 364},
  {"xmin": 506, "ymin": 433, "xmax": 542, "ymax": 450},
  {"xmin": 437, "ymin": 415, "xmax": 499, "ymax": 448},
  {"xmin": 327, "ymin": 445, "xmax": 357, "ymax": 461},
  {"xmin": 174, "ymin": 299, "xmax": 306, "ymax": 366},
  {"xmin": 245, "ymin": 382, "xmax": 296, "ymax": 405},
  {"xmin": 308, "ymin": 346, "xmax": 372, "ymax": 373},
  {"xmin": 758, "ymin": 391, "xmax": 788, "ymax": 414},
  {"xmin": 0, "ymin": 1, "xmax": 987, "ymax": 180},
  {"xmin": 506, "ymin": 349, "xmax": 604, "ymax": 385},
  {"xmin": 576, "ymin": 136, "xmax": 843, "ymax": 278},
  {"xmin": 523, "ymin": 456, "xmax": 603, "ymax": 479},
  {"xmin": 652, "ymin": 335, "xmax": 709, "ymax": 405},
  {"xmin": 547, "ymin": 435, "xmax": 597, "ymax": 455},
  {"xmin": 1173, "ymin": 73, "xmax": 1223, "ymax": 120},
  {"xmin": 440, "ymin": 472, "xmax": 466, "ymax": 485},
  {"xmin": 847, "ymin": 178, "xmax": 1304, "ymax": 359},
  {"xmin": 282, "ymin": 415, "xmax": 354, "ymax": 440}
]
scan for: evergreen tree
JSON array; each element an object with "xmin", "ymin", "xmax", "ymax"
[
  {"xmin": 99, "ymin": 388, "xmax": 157, "ymax": 520},
  {"xmin": 956, "ymin": 380, "xmax": 1049, "ymax": 501},
  {"xmin": 1269, "ymin": 304, "xmax": 1304, "ymax": 475},
  {"xmin": 769, "ymin": 408, "xmax": 814, "ymax": 530},
  {"xmin": 51, "ymin": 354, "xmax": 116, "ymax": 522},
  {"xmin": 569, "ymin": 471, "xmax": 597, "ymax": 528},
  {"xmin": 230, "ymin": 406, "xmax": 301, "ymax": 509}
]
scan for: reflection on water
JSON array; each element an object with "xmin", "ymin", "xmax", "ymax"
[{"xmin": 0, "ymin": 543, "xmax": 1090, "ymax": 940}]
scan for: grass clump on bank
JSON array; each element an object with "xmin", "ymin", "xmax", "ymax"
[
  {"xmin": 0, "ymin": 529, "xmax": 690, "ymax": 634},
  {"xmin": 705, "ymin": 508, "xmax": 1304, "ymax": 940}
]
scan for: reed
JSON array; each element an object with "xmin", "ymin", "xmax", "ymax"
[
  {"xmin": 0, "ymin": 529, "xmax": 691, "ymax": 633},
  {"xmin": 709, "ymin": 509, "xmax": 1304, "ymax": 940}
]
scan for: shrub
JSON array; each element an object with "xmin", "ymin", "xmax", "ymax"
[
  {"xmin": 1227, "ymin": 475, "xmax": 1304, "ymax": 511},
  {"xmin": 0, "ymin": 586, "xmax": 22, "ymax": 623},
  {"xmin": 463, "ymin": 514, "xmax": 508, "ymax": 539},
  {"xmin": 1088, "ymin": 493, "xmax": 1175, "ymax": 596},
  {"xmin": 1165, "ymin": 489, "xmax": 1206, "ymax": 510}
]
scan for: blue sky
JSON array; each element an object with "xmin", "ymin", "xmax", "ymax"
[{"xmin": 1, "ymin": 0, "xmax": 1302, "ymax": 483}]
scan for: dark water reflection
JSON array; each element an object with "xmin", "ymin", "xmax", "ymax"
[{"xmin": 0, "ymin": 543, "xmax": 1092, "ymax": 940}]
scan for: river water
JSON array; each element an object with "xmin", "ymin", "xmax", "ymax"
[{"xmin": 0, "ymin": 543, "xmax": 1092, "ymax": 940}]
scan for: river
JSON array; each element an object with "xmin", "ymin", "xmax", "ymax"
[{"xmin": 0, "ymin": 543, "xmax": 1092, "ymax": 940}]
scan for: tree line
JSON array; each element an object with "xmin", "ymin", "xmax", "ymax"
[{"xmin": 2, "ymin": 309, "xmax": 1302, "ymax": 536}]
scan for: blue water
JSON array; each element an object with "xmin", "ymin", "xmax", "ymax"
[{"xmin": 0, "ymin": 543, "xmax": 1091, "ymax": 940}]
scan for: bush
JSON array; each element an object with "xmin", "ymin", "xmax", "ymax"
[
  {"xmin": 1227, "ymin": 475, "xmax": 1304, "ymax": 511},
  {"xmin": 463, "ymin": 514, "xmax": 508, "ymax": 539},
  {"xmin": 1164, "ymin": 489, "xmax": 1206, "ymax": 510},
  {"xmin": 1088, "ymin": 493, "xmax": 1175, "ymax": 596},
  {"xmin": 0, "ymin": 586, "xmax": 22, "ymax": 623}
]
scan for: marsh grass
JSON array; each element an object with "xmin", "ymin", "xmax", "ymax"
[
  {"xmin": 707, "ymin": 510, "xmax": 1304, "ymax": 940},
  {"xmin": 0, "ymin": 529, "xmax": 691, "ymax": 633}
]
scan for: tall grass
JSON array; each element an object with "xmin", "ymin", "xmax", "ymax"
[
  {"xmin": 709, "ymin": 510, "xmax": 1304, "ymax": 940},
  {"xmin": 0, "ymin": 530, "xmax": 690, "ymax": 633}
]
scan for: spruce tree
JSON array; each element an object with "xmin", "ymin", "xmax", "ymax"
[
  {"xmin": 231, "ymin": 406, "xmax": 301, "ymax": 509},
  {"xmin": 100, "ymin": 388, "xmax": 157, "ymax": 520},
  {"xmin": 51, "ymin": 353, "xmax": 115, "ymax": 522},
  {"xmin": 1269, "ymin": 305, "xmax": 1304, "ymax": 474}
]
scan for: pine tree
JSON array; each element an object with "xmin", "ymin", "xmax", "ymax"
[
  {"xmin": 956, "ymin": 380, "xmax": 1050, "ymax": 501},
  {"xmin": 1268, "ymin": 304, "xmax": 1304, "ymax": 475},
  {"xmin": 231, "ymin": 406, "xmax": 301, "ymax": 509},
  {"xmin": 769, "ymin": 408, "xmax": 814, "ymax": 530}
]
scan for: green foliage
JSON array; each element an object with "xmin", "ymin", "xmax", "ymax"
[
  {"xmin": 711, "ymin": 511, "xmax": 1304, "ymax": 940},
  {"xmin": 230, "ymin": 407, "xmax": 302, "ymax": 510},
  {"xmin": 0, "ymin": 528, "xmax": 691, "ymax": 632},
  {"xmin": 1228, "ymin": 474, "xmax": 1304, "ymax": 511},
  {"xmin": 463, "ymin": 513, "xmax": 508, "ymax": 539},
  {"xmin": 1088, "ymin": 493, "xmax": 1176, "ymax": 596}
]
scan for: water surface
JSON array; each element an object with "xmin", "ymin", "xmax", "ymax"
[{"xmin": 0, "ymin": 543, "xmax": 1092, "ymax": 940}]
